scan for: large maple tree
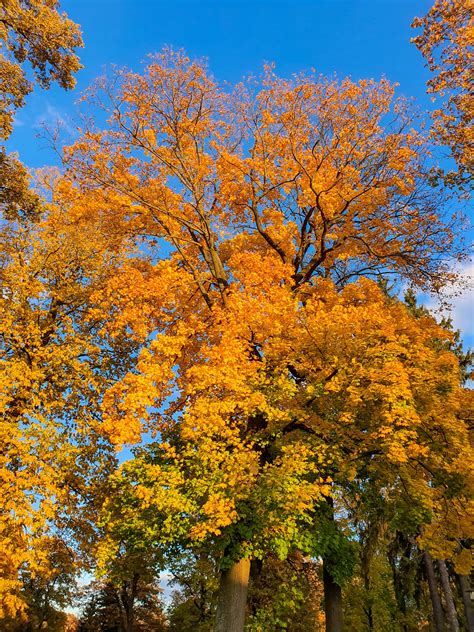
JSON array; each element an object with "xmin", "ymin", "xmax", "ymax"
[{"xmin": 58, "ymin": 50, "xmax": 472, "ymax": 631}]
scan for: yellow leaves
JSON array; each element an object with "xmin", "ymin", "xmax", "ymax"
[
  {"xmin": 190, "ymin": 495, "xmax": 238, "ymax": 541},
  {"xmin": 406, "ymin": 442, "xmax": 430, "ymax": 459},
  {"xmin": 9, "ymin": 49, "xmax": 467, "ymax": 601},
  {"xmin": 0, "ymin": 582, "xmax": 27, "ymax": 620},
  {"xmin": 93, "ymin": 228, "xmax": 472, "ymax": 562},
  {"xmin": 142, "ymin": 128, "xmax": 156, "ymax": 147},
  {"xmin": 0, "ymin": 198, "xmax": 140, "ymax": 614},
  {"xmin": 62, "ymin": 49, "xmax": 462, "ymax": 314},
  {"xmin": 386, "ymin": 443, "xmax": 410, "ymax": 464},
  {"xmin": 419, "ymin": 494, "xmax": 474, "ymax": 569},
  {"xmin": 453, "ymin": 547, "xmax": 473, "ymax": 575}
]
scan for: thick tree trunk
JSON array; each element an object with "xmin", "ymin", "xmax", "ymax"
[
  {"xmin": 323, "ymin": 561, "xmax": 343, "ymax": 632},
  {"xmin": 214, "ymin": 557, "xmax": 251, "ymax": 632},
  {"xmin": 438, "ymin": 559, "xmax": 460, "ymax": 632},
  {"xmin": 423, "ymin": 551, "xmax": 445, "ymax": 632},
  {"xmin": 457, "ymin": 574, "xmax": 474, "ymax": 632},
  {"xmin": 125, "ymin": 573, "xmax": 139, "ymax": 632}
]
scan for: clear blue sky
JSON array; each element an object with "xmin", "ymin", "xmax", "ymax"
[
  {"xmin": 11, "ymin": 0, "xmax": 435, "ymax": 167},
  {"xmin": 9, "ymin": 0, "xmax": 473, "ymax": 345}
]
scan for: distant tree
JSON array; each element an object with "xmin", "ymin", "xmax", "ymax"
[
  {"xmin": 78, "ymin": 582, "xmax": 123, "ymax": 632},
  {"xmin": 78, "ymin": 576, "xmax": 167, "ymax": 632},
  {"xmin": 166, "ymin": 551, "xmax": 219, "ymax": 632},
  {"xmin": 246, "ymin": 554, "xmax": 324, "ymax": 632}
]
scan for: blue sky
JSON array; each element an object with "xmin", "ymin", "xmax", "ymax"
[
  {"xmin": 11, "ymin": 0, "xmax": 436, "ymax": 166},
  {"xmin": 9, "ymin": 0, "xmax": 473, "ymax": 344}
]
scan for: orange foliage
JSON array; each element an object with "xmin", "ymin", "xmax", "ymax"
[
  {"xmin": 0, "ymin": 0, "xmax": 83, "ymax": 140},
  {"xmin": 412, "ymin": 0, "xmax": 474, "ymax": 183},
  {"xmin": 59, "ymin": 51, "xmax": 471, "ymax": 573},
  {"xmin": 0, "ymin": 193, "xmax": 135, "ymax": 616}
]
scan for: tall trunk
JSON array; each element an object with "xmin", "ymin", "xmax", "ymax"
[
  {"xmin": 423, "ymin": 551, "xmax": 444, "ymax": 632},
  {"xmin": 214, "ymin": 557, "xmax": 251, "ymax": 632},
  {"xmin": 115, "ymin": 574, "xmax": 139, "ymax": 632},
  {"xmin": 438, "ymin": 559, "xmax": 460, "ymax": 632},
  {"xmin": 323, "ymin": 561, "xmax": 343, "ymax": 632},
  {"xmin": 322, "ymin": 496, "xmax": 343, "ymax": 632},
  {"xmin": 457, "ymin": 574, "xmax": 474, "ymax": 632},
  {"xmin": 125, "ymin": 573, "xmax": 139, "ymax": 632}
]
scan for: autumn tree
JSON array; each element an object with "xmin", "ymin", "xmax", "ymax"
[
  {"xmin": 337, "ymin": 290, "xmax": 474, "ymax": 632},
  {"xmin": 78, "ymin": 576, "xmax": 167, "ymax": 632},
  {"xmin": 412, "ymin": 0, "xmax": 474, "ymax": 186},
  {"xmin": 58, "ymin": 50, "xmax": 471, "ymax": 632},
  {"xmin": 0, "ymin": 15, "xmax": 89, "ymax": 606},
  {"xmin": 92, "ymin": 535, "xmax": 165, "ymax": 632},
  {"xmin": 97, "ymin": 275, "xmax": 473, "ymax": 631},
  {"xmin": 78, "ymin": 554, "xmax": 166, "ymax": 632},
  {"xmin": 0, "ymin": 0, "xmax": 83, "ymax": 221},
  {"xmin": 0, "ymin": 187, "xmax": 139, "ymax": 617}
]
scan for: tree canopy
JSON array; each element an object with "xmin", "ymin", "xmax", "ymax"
[{"xmin": 1, "ymin": 3, "xmax": 473, "ymax": 632}]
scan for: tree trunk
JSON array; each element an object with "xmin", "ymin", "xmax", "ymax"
[
  {"xmin": 423, "ymin": 552, "xmax": 445, "ymax": 632},
  {"xmin": 457, "ymin": 574, "xmax": 474, "ymax": 632},
  {"xmin": 125, "ymin": 573, "xmax": 139, "ymax": 632},
  {"xmin": 115, "ymin": 573, "xmax": 139, "ymax": 632},
  {"xmin": 361, "ymin": 545, "xmax": 373, "ymax": 630},
  {"xmin": 214, "ymin": 557, "xmax": 251, "ymax": 632},
  {"xmin": 323, "ymin": 561, "xmax": 343, "ymax": 632},
  {"xmin": 438, "ymin": 559, "xmax": 460, "ymax": 632}
]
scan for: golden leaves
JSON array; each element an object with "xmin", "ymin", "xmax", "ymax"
[
  {"xmin": 95, "ymin": 258, "xmax": 473, "ymax": 563},
  {"xmin": 2, "ymin": 46, "xmax": 470, "ymax": 610},
  {"xmin": 64, "ymin": 50, "xmax": 465, "ymax": 307},
  {"xmin": 0, "ymin": 199, "xmax": 137, "ymax": 615}
]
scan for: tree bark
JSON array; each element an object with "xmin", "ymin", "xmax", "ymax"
[
  {"xmin": 323, "ymin": 561, "xmax": 343, "ymax": 632},
  {"xmin": 457, "ymin": 574, "xmax": 474, "ymax": 632},
  {"xmin": 214, "ymin": 557, "xmax": 251, "ymax": 632},
  {"xmin": 423, "ymin": 552, "xmax": 445, "ymax": 632},
  {"xmin": 438, "ymin": 559, "xmax": 460, "ymax": 632}
]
